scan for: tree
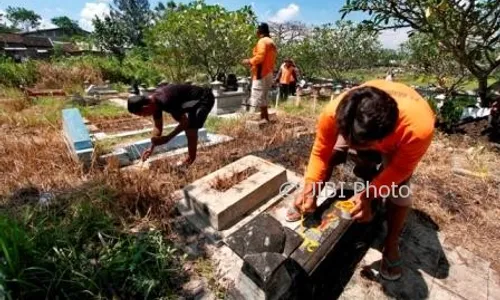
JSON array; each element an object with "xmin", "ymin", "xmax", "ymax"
[
  {"xmin": 92, "ymin": 0, "xmax": 152, "ymax": 55},
  {"xmin": 280, "ymin": 37, "xmax": 320, "ymax": 80},
  {"xmin": 269, "ymin": 21, "xmax": 310, "ymax": 64},
  {"xmin": 5, "ymin": 6, "xmax": 41, "ymax": 32},
  {"xmin": 149, "ymin": 0, "xmax": 257, "ymax": 81},
  {"xmin": 51, "ymin": 16, "xmax": 83, "ymax": 39},
  {"xmin": 402, "ymin": 32, "xmax": 469, "ymax": 95},
  {"xmin": 268, "ymin": 21, "xmax": 308, "ymax": 46},
  {"xmin": 312, "ymin": 20, "xmax": 381, "ymax": 79},
  {"xmin": 340, "ymin": 0, "xmax": 500, "ymax": 106},
  {"xmin": 93, "ymin": 15, "xmax": 129, "ymax": 60}
]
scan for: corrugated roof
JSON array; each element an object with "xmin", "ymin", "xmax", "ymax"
[
  {"xmin": 0, "ymin": 33, "xmax": 24, "ymax": 44},
  {"xmin": 0, "ymin": 33, "xmax": 52, "ymax": 48}
]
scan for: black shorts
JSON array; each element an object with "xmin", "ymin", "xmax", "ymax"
[{"xmin": 187, "ymin": 88, "xmax": 215, "ymax": 129}]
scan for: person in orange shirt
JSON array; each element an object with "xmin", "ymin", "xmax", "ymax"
[
  {"xmin": 275, "ymin": 58, "xmax": 298, "ymax": 100},
  {"xmin": 242, "ymin": 23, "xmax": 277, "ymax": 122},
  {"xmin": 286, "ymin": 79, "xmax": 436, "ymax": 281}
]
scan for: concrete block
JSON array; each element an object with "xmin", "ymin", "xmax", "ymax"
[
  {"xmin": 100, "ymin": 148, "xmax": 131, "ymax": 167},
  {"xmin": 86, "ymin": 84, "xmax": 118, "ymax": 96},
  {"xmin": 210, "ymin": 94, "xmax": 247, "ymax": 116},
  {"xmin": 75, "ymin": 148, "xmax": 94, "ymax": 164},
  {"xmin": 183, "ymin": 155, "xmax": 287, "ymax": 231},
  {"xmin": 62, "ymin": 108, "xmax": 93, "ymax": 151}
]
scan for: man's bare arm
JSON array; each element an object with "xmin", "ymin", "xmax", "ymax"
[
  {"xmin": 151, "ymin": 114, "xmax": 188, "ymax": 146},
  {"xmin": 152, "ymin": 112, "xmax": 163, "ymax": 137}
]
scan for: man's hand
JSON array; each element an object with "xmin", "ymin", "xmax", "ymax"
[
  {"xmin": 350, "ymin": 192, "xmax": 373, "ymax": 223},
  {"xmin": 241, "ymin": 59, "xmax": 251, "ymax": 66},
  {"xmin": 141, "ymin": 145, "xmax": 154, "ymax": 162}
]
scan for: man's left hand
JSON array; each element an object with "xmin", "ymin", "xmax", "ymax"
[
  {"xmin": 350, "ymin": 192, "xmax": 374, "ymax": 223},
  {"xmin": 241, "ymin": 59, "xmax": 251, "ymax": 66}
]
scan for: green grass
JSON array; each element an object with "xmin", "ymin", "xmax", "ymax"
[
  {"xmin": 76, "ymin": 102, "xmax": 128, "ymax": 119},
  {"xmin": 341, "ymin": 68, "xmax": 499, "ymax": 91},
  {"xmin": 278, "ymin": 97, "xmax": 328, "ymax": 118},
  {"xmin": 0, "ymin": 184, "xmax": 183, "ymax": 299},
  {"xmin": 204, "ymin": 116, "xmax": 241, "ymax": 133}
]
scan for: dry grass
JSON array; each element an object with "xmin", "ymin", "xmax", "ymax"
[
  {"xmin": 411, "ymin": 132, "xmax": 500, "ymax": 271},
  {"xmin": 209, "ymin": 167, "xmax": 259, "ymax": 192},
  {"xmin": 35, "ymin": 62, "xmax": 103, "ymax": 91}
]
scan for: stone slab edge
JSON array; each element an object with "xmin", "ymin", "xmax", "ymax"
[{"xmin": 176, "ymin": 169, "xmax": 303, "ymax": 245}]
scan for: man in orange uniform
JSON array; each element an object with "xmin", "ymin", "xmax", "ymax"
[
  {"xmin": 275, "ymin": 58, "xmax": 298, "ymax": 100},
  {"xmin": 286, "ymin": 79, "xmax": 435, "ymax": 281},
  {"xmin": 242, "ymin": 23, "xmax": 277, "ymax": 122}
]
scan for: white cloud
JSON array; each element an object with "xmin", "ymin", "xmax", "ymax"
[
  {"xmin": 268, "ymin": 3, "xmax": 300, "ymax": 23},
  {"xmin": 39, "ymin": 18, "xmax": 58, "ymax": 30},
  {"xmin": 79, "ymin": 1, "xmax": 110, "ymax": 31},
  {"xmin": 379, "ymin": 28, "xmax": 409, "ymax": 49}
]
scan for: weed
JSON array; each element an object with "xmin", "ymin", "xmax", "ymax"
[
  {"xmin": 209, "ymin": 167, "xmax": 258, "ymax": 192},
  {"xmin": 77, "ymin": 102, "xmax": 128, "ymax": 119},
  {"xmin": 204, "ymin": 116, "xmax": 241, "ymax": 133},
  {"xmin": 0, "ymin": 185, "xmax": 183, "ymax": 300}
]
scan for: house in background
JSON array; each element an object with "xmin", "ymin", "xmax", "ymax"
[
  {"xmin": 1, "ymin": 27, "xmax": 105, "ymax": 60},
  {"xmin": 21, "ymin": 27, "xmax": 91, "ymax": 43},
  {"xmin": 0, "ymin": 33, "xmax": 53, "ymax": 61}
]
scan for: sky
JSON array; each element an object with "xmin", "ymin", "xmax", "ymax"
[{"xmin": 0, "ymin": 0, "xmax": 409, "ymax": 49}]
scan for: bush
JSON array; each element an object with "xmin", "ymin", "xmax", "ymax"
[
  {"xmin": 0, "ymin": 56, "xmax": 37, "ymax": 87},
  {"xmin": 437, "ymin": 94, "xmax": 477, "ymax": 130},
  {"xmin": 0, "ymin": 186, "xmax": 182, "ymax": 299},
  {"xmin": 0, "ymin": 52, "xmax": 165, "ymax": 90}
]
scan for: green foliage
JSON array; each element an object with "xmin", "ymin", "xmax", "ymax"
[
  {"xmin": 311, "ymin": 21, "xmax": 381, "ymax": 79},
  {"xmin": 92, "ymin": 0, "xmax": 152, "ymax": 57},
  {"xmin": 50, "ymin": 16, "xmax": 82, "ymax": 38},
  {"xmin": 437, "ymin": 95, "xmax": 477, "ymax": 129},
  {"xmin": 280, "ymin": 36, "xmax": 320, "ymax": 79},
  {"xmin": 5, "ymin": 6, "xmax": 41, "ymax": 31},
  {"xmin": 0, "ymin": 186, "xmax": 181, "ymax": 299},
  {"xmin": 149, "ymin": 0, "xmax": 257, "ymax": 81},
  {"xmin": 0, "ymin": 56, "xmax": 37, "ymax": 87},
  {"xmin": 340, "ymin": 0, "xmax": 500, "ymax": 105},
  {"xmin": 401, "ymin": 32, "xmax": 469, "ymax": 94}
]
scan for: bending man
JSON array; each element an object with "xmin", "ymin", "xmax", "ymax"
[
  {"xmin": 287, "ymin": 79, "xmax": 435, "ymax": 281},
  {"xmin": 127, "ymin": 83, "xmax": 215, "ymax": 166}
]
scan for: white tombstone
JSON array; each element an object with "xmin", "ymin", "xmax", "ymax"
[{"xmin": 211, "ymin": 81, "xmax": 224, "ymax": 97}]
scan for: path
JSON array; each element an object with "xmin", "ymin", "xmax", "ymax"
[{"xmin": 339, "ymin": 210, "xmax": 500, "ymax": 300}]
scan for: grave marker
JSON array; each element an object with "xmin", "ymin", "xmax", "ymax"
[
  {"xmin": 183, "ymin": 155, "xmax": 287, "ymax": 231},
  {"xmin": 62, "ymin": 108, "xmax": 94, "ymax": 165}
]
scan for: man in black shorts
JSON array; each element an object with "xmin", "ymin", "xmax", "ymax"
[{"xmin": 127, "ymin": 84, "xmax": 215, "ymax": 166}]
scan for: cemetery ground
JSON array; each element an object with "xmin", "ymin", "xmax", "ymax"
[{"xmin": 1, "ymin": 93, "xmax": 500, "ymax": 299}]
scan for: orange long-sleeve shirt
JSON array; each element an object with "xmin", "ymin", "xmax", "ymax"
[
  {"xmin": 250, "ymin": 37, "xmax": 277, "ymax": 80},
  {"xmin": 305, "ymin": 79, "xmax": 436, "ymax": 194}
]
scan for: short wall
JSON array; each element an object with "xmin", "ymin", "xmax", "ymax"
[{"xmin": 211, "ymin": 92, "xmax": 248, "ymax": 116}]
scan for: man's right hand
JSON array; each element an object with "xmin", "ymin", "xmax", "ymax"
[
  {"xmin": 293, "ymin": 186, "xmax": 316, "ymax": 213},
  {"xmin": 141, "ymin": 146, "xmax": 154, "ymax": 162}
]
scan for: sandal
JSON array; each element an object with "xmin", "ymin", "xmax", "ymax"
[{"xmin": 380, "ymin": 256, "xmax": 403, "ymax": 281}]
